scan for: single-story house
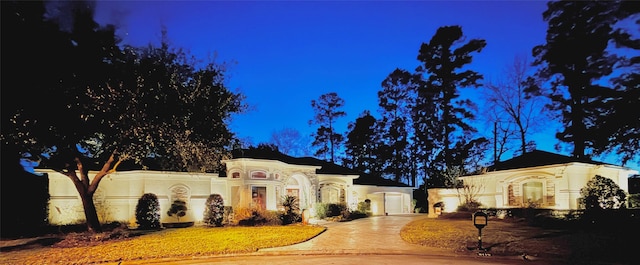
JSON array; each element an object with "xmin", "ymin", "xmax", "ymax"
[
  {"xmin": 40, "ymin": 149, "xmax": 414, "ymax": 226},
  {"xmin": 427, "ymin": 150, "xmax": 639, "ymax": 217}
]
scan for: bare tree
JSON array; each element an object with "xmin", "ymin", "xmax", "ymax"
[
  {"xmin": 456, "ymin": 176, "xmax": 486, "ymax": 208},
  {"xmin": 269, "ymin": 128, "xmax": 312, "ymax": 157},
  {"xmin": 482, "ymin": 55, "xmax": 546, "ymax": 161}
]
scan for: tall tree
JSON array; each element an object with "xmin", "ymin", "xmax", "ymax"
[
  {"xmin": 590, "ymin": 1, "xmax": 640, "ymax": 165},
  {"xmin": 309, "ymin": 92, "xmax": 346, "ymax": 163},
  {"xmin": 482, "ymin": 55, "xmax": 546, "ymax": 160},
  {"xmin": 1, "ymin": 1, "xmax": 245, "ymax": 233},
  {"xmin": 343, "ymin": 111, "xmax": 382, "ymax": 175},
  {"xmin": 378, "ymin": 68, "xmax": 416, "ymax": 185},
  {"xmin": 413, "ymin": 25, "xmax": 486, "ymax": 187},
  {"xmin": 531, "ymin": 0, "xmax": 639, "ymax": 163}
]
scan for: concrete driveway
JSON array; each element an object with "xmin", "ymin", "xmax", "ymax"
[
  {"xmin": 131, "ymin": 214, "xmax": 554, "ymax": 265},
  {"xmin": 259, "ymin": 214, "xmax": 449, "ymax": 255}
]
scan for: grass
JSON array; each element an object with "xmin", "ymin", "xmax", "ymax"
[
  {"xmin": 401, "ymin": 213, "xmax": 640, "ymax": 264},
  {"xmin": 0, "ymin": 224, "xmax": 326, "ymax": 265}
]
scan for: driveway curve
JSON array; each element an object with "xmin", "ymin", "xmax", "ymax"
[
  {"xmin": 259, "ymin": 214, "xmax": 452, "ymax": 256},
  {"xmin": 127, "ymin": 214, "xmax": 552, "ymax": 264}
]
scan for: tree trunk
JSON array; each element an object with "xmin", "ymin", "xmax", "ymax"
[
  {"xmin": 60, "ymin": 153, "xmax": 119, "ymax": 234},
  {"xmin": 80, "ymin": 192, "xmax": 102, "ymax": 233},
  {"xmin": 520, "ymin": 129, "xmax": 527, "ymax": 155}
]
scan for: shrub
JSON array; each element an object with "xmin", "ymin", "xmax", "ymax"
[
  {"xmin": 223, "ymin": 206, "xmax": 233, "ymax": 225},
  {"xmin": 135, "ymin": 193, "xmax": 161, "ymax": 230},
  {"xmin": 358, "ymin": 199, "xmax": 371, "ymax": 213},
  {"xmin": 235, "ymin": 207, "xmax": 281, "ymax": 226},
  {"xmin": 314, "ymin": 203, "xmax": 329, "ymax": 219},
  {"xmin": 347, "ymin": 210, "xmax": 369, "ymax": 220},
  {"xmin": 579, "ymin": 175, "xmax": 627, "ymax": 210},
  {"xmin": 280, "ymin": 195, "xmax": 301, "ymax": 225},
  {"xmin": 456, "ymin": 200, "xmax": 481, "ymax": 212},
  {"xmin": 315, "ymin": 202, "xmax": 364, "ymax": 222},
  {"xmin": 628, "ymin": 194, "xmax": 640, "ymax": 208},
  {"xmin": 167, "ymin": 200, "xmax": 188, "ymax": 222},
  {"xmin": 328, "ymin": 203, "xmax": 347, "ymax": 217},
  {"xmin": 203, "ymin": 194, "xmax": 225, "ymax": 227}
]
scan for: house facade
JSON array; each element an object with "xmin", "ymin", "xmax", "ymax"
[
  {"xmin": 41, "ymin": 149, "xmax": 414, "ymax": 226},
  {"xmin": 427, "ymin": 150, "xmax": 638, "ymax": 216}
]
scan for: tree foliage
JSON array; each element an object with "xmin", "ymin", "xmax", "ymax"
[
  {"xmin": 377, "ymin": 68, "xmax": 416, "ymax": 185},
  {"xmin": 309, "ymin": 92, "xmax": 346, "ymax": 163},
  {"xmin": 412, "ymin": 25, "xmax": 487, "ymax": 187},
  {"xmin": 1, "ymin": 0, "xmax": 245, "ymax": 233},
  {"xmin": 343, "ymin": 111, "xmax": 383, "ymax": 176},
  {"xmin": 579, "ymin": 175, "xmax": 627, "ymax": 210},
  {"xmin": 531, "ymin": 0, "xmax": 639, "ymax": 164}
]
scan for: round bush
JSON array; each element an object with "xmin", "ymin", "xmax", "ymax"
[
  {"xmin": 203, "ymin": 194, "xmax": 225, "ymax": 226},
  {"xmin": 135, "ymin": 193, "xmax": 161, "ymax": 230}
]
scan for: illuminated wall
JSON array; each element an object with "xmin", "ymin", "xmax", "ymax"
[{"xmin": 427, "ymin": 162, "xmax": 638, "ymax": 216}]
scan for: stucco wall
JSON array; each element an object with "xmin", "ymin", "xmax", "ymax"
[
  {"xmin": 41, "ymin": 169, "xmax": 219, "ymax": 226},
  {"xmin": 427, "ymin": 162, "xmax": 638, "ymax": 214},
  {"xmin": 41, "ymin": 166, "xmax": 413, "ymax": 226}
]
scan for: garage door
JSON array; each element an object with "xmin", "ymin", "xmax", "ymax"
[{"xmin": 385, "ymin": 194, "xmax": 403, "ymax": 214}]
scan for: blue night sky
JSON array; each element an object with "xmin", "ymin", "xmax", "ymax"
[{"xmin": 92, "ymin": 1, "xmax": 637, "ymax": 170}]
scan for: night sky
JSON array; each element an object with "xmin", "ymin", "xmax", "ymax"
[{"xmin": 92, "ymin": 1, "xmax": 637, "ymax": 170}]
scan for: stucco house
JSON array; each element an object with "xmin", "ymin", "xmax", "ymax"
[
  {"xmin": 427, "ymin": 150, "xmax": 639, "ymax": 217},
  {"xmin": 40, "ymin": 149, "xmax": 414, "ymax": 226}
]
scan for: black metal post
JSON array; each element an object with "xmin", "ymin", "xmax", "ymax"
[{"xmin": 478, "ymin": 228, "xmax": 483, "ymax": 251}]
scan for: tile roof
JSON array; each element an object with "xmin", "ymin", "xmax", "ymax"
[
  {"xmin": 486, "ymin": 150, "xmax": 609, "ymax": 171},
  {"xmin": 231, "ymin": 148, "xmax": 411, "ymax": 187}
]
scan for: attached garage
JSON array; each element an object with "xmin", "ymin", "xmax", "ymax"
[
  {"xmin": 352, "ymin": 174, "xmax": 415, "ymax": 215},
  {"xmin": 384, "ymin": 193, "xmax": 403, "ymax": 214}
]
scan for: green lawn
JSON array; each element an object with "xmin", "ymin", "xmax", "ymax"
[{"xmin": 0, "ymin": 225, "xmax": 326, "ymax": 265}]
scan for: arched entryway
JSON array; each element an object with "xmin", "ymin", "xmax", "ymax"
[
  {"xmin": 283, "ymin": 174, "xmax": 314, "ymax": 210},
  {"xmin": 503, "ymin": 174, "xmax": 556, "ymax": 208}
]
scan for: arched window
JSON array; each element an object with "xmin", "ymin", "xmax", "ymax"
[
  {"xmin": 320, "ymin": 184, "xmax": 342, "ymax": 204},
  {"xmin": 251, "ymin": 171, "xmax": 267, "ymax": 179},
  {"xmin": 522, "ymin": 182, "xmax": 543, "ymax": 206}
]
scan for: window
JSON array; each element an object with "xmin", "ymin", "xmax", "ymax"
[
  {"xmin": 523, "ymin": 182, "xmax": 543, "ymax": 206},
  {"xmin": 320, "ymin": 185, "xmax": 342, "ymax": 204},
  {"xmin": 251, "ymin": 171, "xmax": 267, "ymax": 179},
  {"xmin": 252, "ymin": 186, "xmax": 267, "ymax": 210},
  {"xmin": 286, "ymin": 188, "xmax": 299, "ymax": 198},
  {"xmin": 231, "ymin": 172, "xmax": 240, "ymax": 179}
]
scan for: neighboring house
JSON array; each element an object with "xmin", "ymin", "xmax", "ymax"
[
  {"xmin": 427, "ymin": 150, "xmax": 638, "ymax": 217},
  {"xmin": 41, "ymin": 149, "xmax": 414, "ymax": 226}
]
